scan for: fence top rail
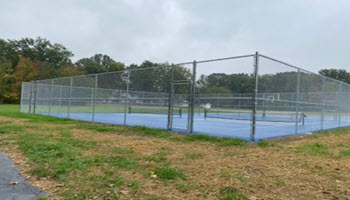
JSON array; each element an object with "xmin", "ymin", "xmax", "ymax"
[{"xmin": 174, "ymin": 54, "xmax": 255, "ymax": 65}]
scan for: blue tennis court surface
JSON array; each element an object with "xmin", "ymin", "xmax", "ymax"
[{"xmin": 41, "ymin": 112, "xmax": 350, "ymax": 140}]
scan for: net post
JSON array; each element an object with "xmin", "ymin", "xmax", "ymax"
[
  {"xmin": 68, "ymin": 77, "xmax": 73, "ymax": 118},
  {"xmin": 321, "ymin": 77, "xmax": 325, "ymax": 130},
  {"xmin": 189, "ymin": 60, "xmax": 197, "ymax": 133},
  {"xmin": 167, "ymin": 65, "xmax": 175, "ymax": 130},
  {"xmin": 28, "ymin": 81, "xmax": 33, "ymax": 114},
  {"xmin": 92, "ymin": 74, "xmax": 98, "ymax": 122},
  {"xmin": 294, "ymin": 69, "xmax": 301, "ymax": 134},
  {"xmin": 251, "ymin": 52, "xmax": 259, "ymax": 141},
  {"xmin": 33, "ymin": 81, "xmax": 38, "ymax": 114},
  {"xmin": 48, "ymin": 79, "xmax": 53, "ymax": 115}
]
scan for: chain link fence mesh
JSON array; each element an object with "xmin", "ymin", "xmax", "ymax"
[{"xmin": 20, "ymin": 53, "xmax": 350, "ymax": 141}]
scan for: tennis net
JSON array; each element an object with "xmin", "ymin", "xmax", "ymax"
[
  {"xmin": 128, "ymin": 106, "xmax": 183, "ymax": 117},
  {"xmin": 204, "ymin": 108, "xmax": 305, "ymax": 124}
]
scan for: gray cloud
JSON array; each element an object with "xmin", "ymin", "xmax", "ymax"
[{"xmin": 0, "ymin": 0, "xmax": 349, "ymax": 74}]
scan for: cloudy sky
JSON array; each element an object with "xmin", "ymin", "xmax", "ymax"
[{"xmin": 1, "ymin": 0, "xmax": 349, "ymax": 74}]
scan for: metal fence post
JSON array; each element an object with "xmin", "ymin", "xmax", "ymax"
[
  {"xmin": 92, "ymin": 74, "xmax": 98, "ymax": 122},
  {"xmin": 295, "ymin": 69, "xmax": 301, "ymax": 134},
  {"xmin": 189, "ymin": 60, "xmax": 197, "ymax": 133},
  {"xmin": 338, "ymin": 83, "xmax": 342, "ymax": 126},
  {"xmin": 167, "ymin": 65, "xmax": 175, "ymax": 130},
  {"xmin": 123, "ymin": 71, "xmax": 130, "ymax": 125},
  {"xmin": 321, "ymin": 77, "xmax": 325, "ymax": 130},
  {"xmin": 251, "ymin": 52, "xmax": 259, "ymax": 141},
  {"xmin": 48, "ymin": 79, "xmax": 53, "ymax": 115},
  {"xmin": 28, "ymin": 82, "xmax": 33, "ymax": 114},
  {"xmin": 68, "ymin": 77, "xmax": 73, "ymax": 118},
  {"xmin": 33, "ymin": 81, "xmax": 38, "ymax": 114}
]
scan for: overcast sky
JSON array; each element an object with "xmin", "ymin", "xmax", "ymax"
[{"xmin": 1, "ymin": 0, "xmax": 349, "ymax": 74}]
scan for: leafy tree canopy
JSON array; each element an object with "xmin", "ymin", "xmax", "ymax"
[{"xmin": 76, "ymin": 54, "xmax": 126, "ymax": 74}]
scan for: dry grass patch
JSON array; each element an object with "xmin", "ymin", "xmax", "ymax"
[{"xmin": 0, "ymin": 108, "xmax": 350, "ymax": 199}]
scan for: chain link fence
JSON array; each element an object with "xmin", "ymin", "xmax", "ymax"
[{"xmin": 20, "ymin": 53, "xmax": 350, "ymax": 141}]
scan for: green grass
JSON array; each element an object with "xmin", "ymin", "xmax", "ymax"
[
  {"xmin": 147, "ymin": 152, "xmax": 169, "ymax": 164},
  {"xmin": 16, "ymin": 132, "xmax": 97, "ymax": 181},
  {"xmin": 154, "ymin": 167, "xmax": 186, "ymax": 180},
  {"xmin": 219, "ymin": 187, "xmax": 246, "ymax": 200},
  {"xmin": 1, "ymin": 105, "xmax": 248, "ymax": 148},
  {"xmin": 183, "ymin": 134, "xmax": 247, "ymax": 146},
  {"xmin": 257, "ymin": 140, "xmax": 272, "ymax": 147},
  {"xmin": 35, "ymin": 197, "xmax": 49, "ymax": 200},
  {"xmin": 74, "ymin": 124, "xmax": 118, "ymax": 132},
  {"xmin": 0, "ymin": 121, "xmax": 12, "ymax": 125},
  {"xmin": 0, "ymin": 125, "xmax": 24, "ymax": 134},
  {"xmin": 184, "ymin": 152, "xmax": 203, "ymax": 160},
  {"xmin": 90, "ymin": 155, "xmax": 140, "ymax": 170},
  {"xmin": 129, "ymin": 126, "xmax": 173, "ymax": 139},
  {"xmin": 296, "ymin": 143, "xmax": 330, "ymax": 156},
  {"xmin": 339, "ymin": 150, "xmax": 350, "ymax": 157}
]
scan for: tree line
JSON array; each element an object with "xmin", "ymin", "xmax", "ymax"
[{"xmin": 1, "ymin": 37, "xmax": 349, "ymax": 103}]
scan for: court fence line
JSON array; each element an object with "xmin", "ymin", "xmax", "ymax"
[{"xmin": 20, "ymin": 52, "xmax": 350, "ymax": 141}]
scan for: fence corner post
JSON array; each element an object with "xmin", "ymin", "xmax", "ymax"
[
  {"xmin": 167, "ymin": 65, "xmax": 175, "ymax": 130},
  {"xmin": 251, "ymin": 52, "xmax": 259, "ymax": 141},
  {"xmin": 189, "ymin": 60, "xmax": 197, "ymax": 133}
]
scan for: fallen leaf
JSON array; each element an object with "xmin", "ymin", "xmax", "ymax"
[
  {"xmin": 151, "ymin": 174, "xmax": 157, "ymax": 178},
  {"xmin": 55, "ymin": 184, "xmax": 65, "ymax": 188},
  {"xmin": 119, "ymin": 189, "xmax": 129, "ymax": 195}
]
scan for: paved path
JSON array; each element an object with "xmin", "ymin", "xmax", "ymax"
[{"xmin": 0, "ymin": 151, "xmax": 48, "ymax": 200}]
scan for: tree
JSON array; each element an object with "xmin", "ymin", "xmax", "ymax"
[
  {"xmin": 0, "ymin": 60, "xmax": 16, "ymax": 103},
  {"xmin": 126, "ymin": 61, "xmax": 192, "ymax": 93},
  {"xmin": 319, "ymin": 69, "xmax": 350, "ymax": 84},
  {"xmin": 197, "ymin": 73, "xmax": 254, "ymax": 94},
  {"xmin": 60, "ymin": 65, "xmax": 84, "ymax": 77},
  {"xmin": 9, "ymin": 37, "xmax": 73, "ymax": 75},
  {"xmin": 0, "ymin": 39, "xmax": 19, "ymax": 68},
  {"xmin": 76, "ymin": 54, "xmax": 125, "ymax": 74}
]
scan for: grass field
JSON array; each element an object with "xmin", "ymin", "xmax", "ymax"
[{"xmin": 0, "ymin": 104, "xmax": 350, "ymax": 199}]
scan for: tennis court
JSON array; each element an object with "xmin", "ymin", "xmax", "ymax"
[{"xmin": 20, "ymin": 53, "xmax": 350, "ymax": 141}]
